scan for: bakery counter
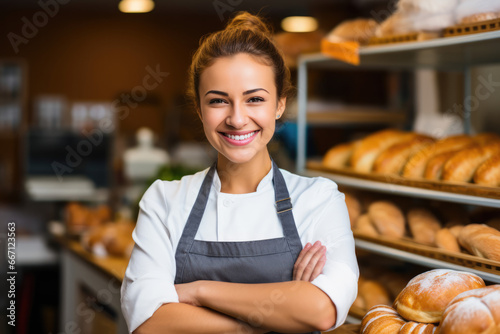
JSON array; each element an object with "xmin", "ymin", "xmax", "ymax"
[{"xmin": 57, "ymin": 237, "xmax": 129, "ymax": 334}]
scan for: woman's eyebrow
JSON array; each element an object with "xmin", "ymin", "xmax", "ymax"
[{"xmin": 204, "ymin": 88, "xmax": 269, "ymax": 97}]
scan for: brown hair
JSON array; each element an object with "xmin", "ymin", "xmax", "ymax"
[{"xmin": 187, "ymin": 11, "xmax": 294, "ymax": 111}]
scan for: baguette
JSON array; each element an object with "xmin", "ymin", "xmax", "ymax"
[
  {"xmin": 323, "ymin": 141, "xmax": 359, "ymax": 169},
  {"xmin": 442, "ymin": 143, "xmax": 500, "ymax": 183},
  {"xmin": 458, "ymin": 224, "xmax": 500, "ymax": 261},
  {"xmin": 423, "ymin": 150, "xmax": 459, "ymax": 180},
  {"xmin": 351, "ymin": 129, "xmax": 410, "ymax": 173},
  {"xmin": 402, "ymin": 135, "xmax": 474, "ymax": 179},
  {"xmin": 374, "ymin": 134, "xmax": 435, "ymax": 175},
  {"xmin": 473, "ymin": 153, "xmax": 500, "ymax": 187},
  {"xmin": 407, "ymin": 208, "xmax": 441, "ymax": 245},
  {"xmin": 368, "ymin": 201, "xmax": 406, "ymax": 238},
  {"xmin": 435, "ymin": 228, "xmax": 461, "ymax": 252}
]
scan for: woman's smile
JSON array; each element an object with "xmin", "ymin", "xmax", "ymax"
[{"xmin": 219, "ymin": 130, "xmax": 260, "ymax": 146}]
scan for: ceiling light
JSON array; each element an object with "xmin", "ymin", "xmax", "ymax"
[
  {"xmin": 119, "ymin": 0, "xmax": 155, "ymax": 13},
  {"xmin": 281, "ymin": 16, "xmax": 318, "ymax": 33}
]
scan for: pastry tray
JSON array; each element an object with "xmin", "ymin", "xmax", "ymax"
[
  {"xmin": 368, "ymin": 31, "xmax": 440, "ymax": 46},
  {"xmin": 444, "ymin": 17, "xmax": 500, "ymax": 37},
  {"xmin": 354, "ymin": 232, "xmax": 500, "ymax": 277},
  {"xmin": 307, "ymin": 160, "xmax": 500, "ymax": 201}
]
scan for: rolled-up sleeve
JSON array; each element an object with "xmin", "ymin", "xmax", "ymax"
[
  {"xmin": 309, "ymin": 184, "xmax": 359, "ymax": 330},
  {"xmin": 121, "ymin": 179, "xmax": 178, "ymax": 333}
]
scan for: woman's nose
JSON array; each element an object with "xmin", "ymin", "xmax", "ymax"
[{"xmin": 226, "ymin": 103, "xmax": 248, "ymax": 129}]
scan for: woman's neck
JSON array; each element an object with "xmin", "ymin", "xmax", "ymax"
[{"xmin": 217, "ymin": 151, "xmax": 272, "ymax": 194}]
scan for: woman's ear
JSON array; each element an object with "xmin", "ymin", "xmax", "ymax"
[{"xmin": 276, "ymin": 97, "xmax": 287, "ymax": 119}]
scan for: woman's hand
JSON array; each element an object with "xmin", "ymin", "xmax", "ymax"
[
  {"xmin": 175, "ymin": 281, "xmax": 203, "ymax": 307},
  {"xmin": 293, "ymin": 241, "xmax": 326, "ymax": 282}
]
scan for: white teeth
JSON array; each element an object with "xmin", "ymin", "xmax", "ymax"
[{"xmin": 225, "ymin": 131, "xmax": 255, "ymax": 141}]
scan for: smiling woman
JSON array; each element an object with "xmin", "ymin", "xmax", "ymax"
[{"xmin": 121, "ymin": 10, "xmax": 359, "ymax": 334}]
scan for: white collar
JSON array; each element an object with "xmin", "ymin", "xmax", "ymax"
[{"xmin": 212, "ymin": 164, "xmax": 274, "ymax": 194}]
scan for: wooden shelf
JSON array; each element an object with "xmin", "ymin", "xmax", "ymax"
[
  {"xmin": 307, "ymin": 109, "xmax": 406, "ymax": 125},
  {"xmin": 306, "ymin": 160, "xmax": 500, "ymax": 208}
]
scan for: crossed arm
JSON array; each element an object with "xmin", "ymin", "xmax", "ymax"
[{"xmin": 133, "ymin": 241, "xmax": 335, "ymax": 334}]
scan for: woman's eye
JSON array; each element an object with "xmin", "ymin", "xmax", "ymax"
[
  {"xmin": 209, "ymin": 98, "xmax": 227, "ymax": 104},
  {"xmin": 248, "ymin": 97, "xmax": 264, "ymax": 103}
]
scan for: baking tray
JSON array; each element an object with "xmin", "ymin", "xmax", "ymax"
[
  {"xmin": 368, "ymin": 31, "xmax": 439, "ymax": 46},
  {"xmin": 354, "ymin": 232, "xmax": 500, "ymax": 277},
  {"xmin": 307, "ymin": 161, "xmax": 500, "ymax": 200},
  {"xmin": 444, "ymin": 17, "xmax": 500, "ymax": 37}
]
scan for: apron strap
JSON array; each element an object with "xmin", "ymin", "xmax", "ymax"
[
  {"xmin": 272, "ymin": 159, "xmax": 303, "ymax": 261},
  {"xmin": 174, "ymin": 161, "xmax": 216, "ymax": 282}
]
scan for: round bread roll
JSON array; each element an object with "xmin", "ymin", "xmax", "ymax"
[
  {"xmin": 458, "ymin": 224, "xmax": 500, "ymax": 262},
  {"xmin": 374, "ymin": 134, "xmax": 435, "ymax": 175},
  {"xmin": 326, "ymin": 18, "xmax": 378, "ymax": 44},
  {"xmin": 439, "ymin": 285, "xmax": 500, "ymax": 334},
  {"xmin": 399, "ymin": 321, "xmax": 437, "ymax": 334},
  {"xmin": 323, "ymin": 141, "xmax": 359, "ymax": 169},
  {"xmin": 354, "ymin": 214, "xmax": 379, "ymax": 237},
  {"xmin": 442, "ymin": 143, "xmax": 500, "ymax": 183},
  {"xmin": 351, "ymin": 129, "xmax": 410, "ymax": 173},
  {"xmin": 435, "ymin": 228, "xmax": 461, "ymax": 252},
  {"xmin": 398, "ymin": 0, "xmax": 457, "ymax": 14},
  {"xmin": 361, "ymin": 305, "xmax": 406, "ymax": 334},
  {"xmin": 359, "ymin": 280, "xmax": 392, "ymax": 310},
  {"xmin": 448, "ymin": 225, "xmax": 464, "ymax": 238},
  {"xmin": 407, "ymin": 208, "xmax": 441, "ymax": 245},
  {"xmin": 393, "ymin": 269, "xmax": 485, "ymax": 323},
  {"xmin": 368, "ymin": 201, "xmax": 406, "ymax": 238},
  {"xmin": 474, "ymin": 153, "xmax": 500, "ymax": 187},
  {"xmin": 403, "ymin": 135, "xmax": 474, "ymax": 179},
  {"xmin": 344, "ymin": 192, "xmax": 361, "ymax": 228}
]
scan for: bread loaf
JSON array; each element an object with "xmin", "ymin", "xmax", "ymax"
[
  {"xmin": 323, "ymin": 141, "xmax": 359, "ymax": 169},
  {"xmin": 344, "ymin": 193, "xmax": 361, "ymax": 228},
  {"xmin": 460, "ymin": 12, "xmax": 500, "ymax": 24},
  {"xmin": 423, "ymin": 150, "xmax": 459, "ymax": 180},
  {"xmin": 351, "ymin": 129, "xmax": 410, "ymax": 173},
  {"xmin": 393, "ymin": 269, "xmax": 485, "ymax": 323},
  {"xmin": 458, "ymin": 224, "xmax": 500, "ymax": 261},
  {"xmin": 407, "ymin": 208, "xmax": 441, "ymax": 245},
  {"xmin": 473, "ymin": 133, "xmax": 500, "ymax": 145},
  {"xmin": 442, "ymin": 143, "xmax": 500, "ymax": 183},
  {"xmin": 354, "ymin": 214, "xmax": 379, "ymax": 237},
  {"xmin": 359, "ymin": 280, "xmax": 392, "ymax": 310},
  {"xmin": 399, "ymin": 321, "xmax": 437, "ymax": 334},
  {"xmin": 374, "ymin": 134, "xmax": 435, "ymax": 175},
  {"xmin": 361, "ymin": 305, "xmax": 406, "ymax": 334},
  {"xmin": 368, "ymin": 201, "xmax": 406, "ymax": 238},
  {"xmin": 439, "ymin": 285, "xmax": 500, "ymax": 334},
  {"xmin": 327, "ymin": 18, "xmax": 379, "ymax": 44},
  {"xmin": 473, "ymin": 153, "xmax": 500, "ymax": 187},
  {"xmin": 402, "ymin": 135, "xmax": 474, "ymax": 179},
  {"xmin": 449, "ymin": 225, "xmax": 464, "ymax": 238},
  {"xmin": 435, "ymin": 228, "xmax": 461, "ymax": 252}
]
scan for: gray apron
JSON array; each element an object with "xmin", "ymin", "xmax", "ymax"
[{"xmin": 174, "ymin": 160, "xmax": 321, "ymax": 334}]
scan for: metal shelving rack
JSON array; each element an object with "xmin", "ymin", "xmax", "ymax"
[{"xmin": 296, "ymin": 30, "xmax": 500, "ymax": 285}]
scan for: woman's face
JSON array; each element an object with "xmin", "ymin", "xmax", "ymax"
[{"xmin": 198, "ymin": 53, "xmax": 286, "ymax": 164}]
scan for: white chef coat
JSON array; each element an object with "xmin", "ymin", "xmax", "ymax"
[{"xmin": 121, "ymin": 165, "xmax": 359, "ymax": 333}]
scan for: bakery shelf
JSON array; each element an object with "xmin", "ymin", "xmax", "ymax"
[
  {"xmin": 305, "ymin": 160, "xmax": 500, "ymax": 208},
  {"xmin": 302, "ymin": 30, "xmax": 500, "ymax": 70},
  {"xmin": 307, "ymin": 109, "xmax": 406, "ymax": 126},
  {"xmin": 354, "ymin": 237, "xmax": 500, "ymax": 284}
]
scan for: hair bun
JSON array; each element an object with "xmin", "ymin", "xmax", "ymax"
[{"xmin": 226, "ymin": 11, "xmax": 273, "ymax": 37}]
